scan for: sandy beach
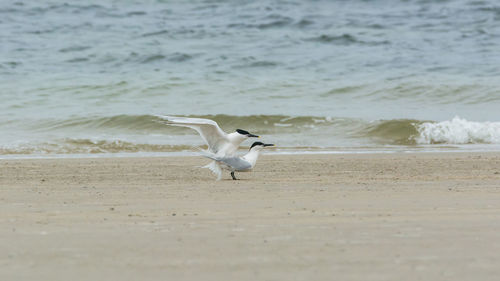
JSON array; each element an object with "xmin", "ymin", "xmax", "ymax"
[{"xmin": 1, "ymin": 152, "xmax": 500, "ymax": 280}]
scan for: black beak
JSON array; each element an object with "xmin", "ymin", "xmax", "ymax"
[
  {"xmin": 247, "ymin": 133, "xmax": 260, "ymax": 138},
  {"xmin": 264, "ymin": 143, "xmax": 275, "ymax": 147}
]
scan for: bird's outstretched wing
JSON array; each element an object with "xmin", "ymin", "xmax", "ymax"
[{"xmin": 156, "ymin": 115, "xmax": 228, "ymax": 154}]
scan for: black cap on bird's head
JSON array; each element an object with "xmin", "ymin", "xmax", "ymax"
[
  {"xmin": 250, "ymin": 141, "xmax": 275, "ymax": 150},
  {"xmin": 236, "ymin": 129, "xmax": 259, "ymax": 138}
]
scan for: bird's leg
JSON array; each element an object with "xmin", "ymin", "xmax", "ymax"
[{"xmin": 231, "ymin": 171, "xmax": 238, "ymax": 180}]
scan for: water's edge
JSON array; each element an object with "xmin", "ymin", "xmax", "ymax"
[{"xmin": 2, "ymin": 145, "xmax": 500, "ymax": 160}]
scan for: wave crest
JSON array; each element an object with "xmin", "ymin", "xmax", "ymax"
[
  {"xmin": 2, "ymin": 115, "xmax": 500, "ymax": 155},
  {"xmin": 415, "ymin": 117, "xmax": 500, "ymax": 144},
  {"xmin": 364, "ymin": 119, "xmax": 420, "ymax": 145}
]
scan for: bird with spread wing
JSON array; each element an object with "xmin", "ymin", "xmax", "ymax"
[
  {"xmin": 199, "ymin": 142, "xmax": 275, "ymax": 180},
  {"xmin": 156, "ymin": 115, "xmax": 260, "ymax": 180}
]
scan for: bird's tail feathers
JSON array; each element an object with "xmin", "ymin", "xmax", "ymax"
[
  {"xmin": 202, "ymin": 161, "xmax": 222, "ymax": 181},
  {"xmin": 191, "ymin": 147, "xmax": 222, "ymax": 180},
  {"xmin": 193, "ymin": 146, "xmax": 219, "ymax": 161}
]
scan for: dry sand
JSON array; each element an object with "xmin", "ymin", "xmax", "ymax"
[{"xmin": 1, "ymin": 153, "xmax": 500, "ymax": 281}]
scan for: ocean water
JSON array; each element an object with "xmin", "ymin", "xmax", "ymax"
[{"xmin": 1, "ymin": 0, "xmax": 500, "ymax": 156}]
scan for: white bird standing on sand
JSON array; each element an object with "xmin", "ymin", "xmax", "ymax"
[
  {"xmin": 200, "ymin": 141, "xmax": 275, "ymax": 180},
  {"xmin": 155, "ymin": 115, "xmax": 260, "ymax": 179}
]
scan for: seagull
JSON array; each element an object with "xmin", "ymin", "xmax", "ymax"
[
  {"xmin": 200, "ymin": 141, "xmax": 275, "ymax": 180},
  {"xmin": 156, "ymin": 115, "xmax": 260, "ymax": 179}
]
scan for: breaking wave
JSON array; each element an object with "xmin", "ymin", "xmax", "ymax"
[
  {"xmin": 414, "ymin": 117, "xmax": 500, "ymax": 144},
  {"xmin": 1, "ymin": 115, "xmax": 500, "ymax": 155}
]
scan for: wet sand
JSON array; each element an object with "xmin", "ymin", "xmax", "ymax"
[{"xmin": 1, "ymin": 153, "xmax": 500, "ymax": 280}]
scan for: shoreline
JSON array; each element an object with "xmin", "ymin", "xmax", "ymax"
[
  {"xmin": 3, "ymin": 144, "xmax": 500, "ymax": 160},
  {"xmin": 2, "ymin": 153, "xmax": 500, "ymax": 280}
]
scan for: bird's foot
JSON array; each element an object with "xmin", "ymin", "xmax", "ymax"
[{"xmin": 231, "ymin": 171, "xmax": 238, "ymax": 180}]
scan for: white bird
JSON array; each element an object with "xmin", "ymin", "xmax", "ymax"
[
  {"xmin": 156, "ymin": 115, "xmax": 260, "ymax": 179},
  {"xmin": 200, "ymin": 141, "xmax": 275, "ymax": 180}
]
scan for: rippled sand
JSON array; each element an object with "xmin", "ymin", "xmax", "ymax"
[{"xmin": 1, "ymin": 153, "xmax": 500, "ymax": 280}]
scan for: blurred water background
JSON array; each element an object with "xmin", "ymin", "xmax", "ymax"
[{"xmin": 1, "ymin": 0, "xmax": 500, "ymax": 156}]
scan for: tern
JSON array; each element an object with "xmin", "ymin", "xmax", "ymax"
[
  {"xmin": 156, "ymin": 115, "xmax": 260, "ymax": 179},
  {"xmin": 200, "ymin": 142, "xmax": 275, "ymax": 180}
]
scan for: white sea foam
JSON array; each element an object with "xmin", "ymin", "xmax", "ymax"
[{"xmin": 415, "ymin": 117, "xmax": 500, "ymax": 144}]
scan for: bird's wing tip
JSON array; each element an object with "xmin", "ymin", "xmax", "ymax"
[{"xmin": 154, "ymin": 114, "xmax": 174, "ymax": 120}]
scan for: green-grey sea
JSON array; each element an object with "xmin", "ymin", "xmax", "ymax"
[{"xmin": 2, "ymin": 0, "xmax": 500, "ymax": 156}]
